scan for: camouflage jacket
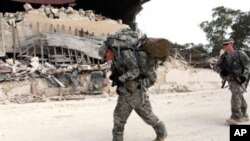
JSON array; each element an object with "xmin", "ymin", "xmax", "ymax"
[
  {"xmin": 107, "ymin": 28, "xmax": 157, "ymax": 88},
  {"xmin": 216, "ymin": 50, "xmax": 250, "ymax": 79},
  {"xmin": 110, "ymin": 49, "xmax": 157, "ymax": 88},
  {"xmin": 111, "ymin": 49, "xmax": 140, "ymax": 84}
]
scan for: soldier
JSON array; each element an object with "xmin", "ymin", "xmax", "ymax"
[
  {"xmin": 99, "ymin": 29, "xmax": 167, "ymax": 141},
  {"xmin": 216, "ymin": 38, "xmax": 250, "ymax": 125}
]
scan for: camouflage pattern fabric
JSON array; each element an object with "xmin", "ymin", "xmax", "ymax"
[
  {"xmin": 110, "ymin": 48, "xmax": 165, "ymax": 141},
  {"xmin": 216, "ymin": 50, "xmax": 250, "ymax": 78},
  {"xmin": 105, "ymin": 28, "xmax": 158, "ymax": 88},
  {"xmin": 112, "ymin": 86, "xmax": 160, "ymax": 140},
  {"xmin": 216, "ymin": 50, "xmax": 250, "ymax": 120},
  {"xmin": 137, "ymin": 50, "xmax": 158, "ymax": 88},
  {"xmin": 111, "ymin": 49, "xmax": 140, "ymax": 83},
  {"xmin": 228, "ymin": 81, "xmax": 248, "ymax": 119},
  {"xmin": 105, "ymin": 28, "xmax": 139, "ymax": 49},
  {"xmin": 105, "ymin": 29, "xmax": 167, "ymax": 141}
]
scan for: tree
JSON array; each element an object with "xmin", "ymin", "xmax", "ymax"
[
  {"xmin": 200, "ymin": 6, "xmax": 242, "ymax": 56},
  {"xmin": 170, "ymin": 42, "xmax": 186, "ymax": 51},
  {"xmin": 231, "ymin": 12, "xmax": 250, "ymax": 48}
]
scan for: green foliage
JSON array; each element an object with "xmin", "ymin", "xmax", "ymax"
[
  {"xmin": 199, "ymin": 6, "xmax": 242, "ymax": 56},
  {"xmin": 231, "ymin": 12, "xmax": 250, "ymax": 48}
]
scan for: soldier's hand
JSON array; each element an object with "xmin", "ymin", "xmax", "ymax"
[
  {"xmin": 239, "ymin": 76, "xmax": 246, "ymax": 84},
  {"xmin": 118, "ymin": 76, "xmax": 126, "ymax": 83},
  {"xmin": 220, "ymin": 69, "xmax": 229, "ymax": 77}
]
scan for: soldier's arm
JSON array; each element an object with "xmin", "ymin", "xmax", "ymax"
[
  {"xmin": 118, "ymin": 50, "xmax": 140, "ymax": 82},
  {"xmin": 239, "ymin": 50, "xmax": 250, "ymax": 76},
  {"xmin": 142, "ymin": 72, "xmax": 157, "ymax": 88}
]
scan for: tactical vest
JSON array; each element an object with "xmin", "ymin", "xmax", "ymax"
[
  {"xmin": 220, "ymin": 50, "xmax": 248, "ymax": 77},
  {"xmin": 105, "ymin": 29, "xmax": 157, "ymax": 78}
]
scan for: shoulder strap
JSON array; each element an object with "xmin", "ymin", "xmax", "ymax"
[
  {"xmin": 133, "ymin": 45, "xmax": 141, "ymax": 68},
  {"xmin": 237, "ymin": 50, "xmax": 245, "ymax": 74},
  {"xmin": 237, "ymin": 50, "xmax": 243, "ymax": 65}
]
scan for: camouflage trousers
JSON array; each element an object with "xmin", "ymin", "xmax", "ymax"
[
  {"xmin": 112, "ymin": 86, "xmax": 161, "ymax": 140},
  {"xmin": 228, "ymin": 81, "xmax": 248, "ymax": 119}
]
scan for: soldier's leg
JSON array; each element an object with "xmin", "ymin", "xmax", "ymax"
[
  {"xmin": 241, "ymin": 95, "xmax": 249, "ymax": 121},
  {"xmin": 152, "ymin": 121, "xmax": 167, "ymax": 141},
  {"xmin": 133, "ymin": 95, "xmax": 167, "ymax": 141},
  {"xmin": 231, "ymin": 94, "xmax": 243, "ymax": 119},
  {"xmin": 113, "ymin": 95, "xmax": 133, "ymax": 141},
  {"xmin": 229, "ymin": 82, "xmax": 244, "ymax": 120}
]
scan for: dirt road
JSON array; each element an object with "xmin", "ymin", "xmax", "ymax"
[{"xmin": 1, "ymin": 89, "xmax": 250, "ymax": 141}]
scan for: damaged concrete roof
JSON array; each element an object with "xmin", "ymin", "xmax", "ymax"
[
  {"xmin": 19, "ymin": 33, "xmax": 105, "ymax": 60},
  {"xmin": 2, "ymin": 0, "xmax": 151, "ymax": 29}
]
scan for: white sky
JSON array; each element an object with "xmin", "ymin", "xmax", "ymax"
[{"xmin": 136, "ymin": 0, "xmax": 250, "ymax": 45}]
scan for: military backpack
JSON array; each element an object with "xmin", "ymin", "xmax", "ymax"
[{"xmin": 105, "ymin": 28, "xmax": 171, "ymax": 82}]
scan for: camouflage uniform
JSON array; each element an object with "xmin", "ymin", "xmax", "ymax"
[
  {"xmin": 110, "ymin": 49, "xmax": 166, "ymax": 141},
  {"xmin": 216, "ymin": 50, "xmax": 250, "ymax": 121}
]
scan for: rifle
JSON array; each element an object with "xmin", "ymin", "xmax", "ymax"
[
  {"xmin": 220, "ymin": 66, "xmax": 246, "ymax": 92},
  {"xmin": 221, "ymin": 76, "xmax": 248, "ymax": 92},
  {"xmin": 221, "ymin": 80, "xmax": 226, "ymax": 88},
  {"xmin": 233, "ymin": 76, "xmax": 247, "ymax": 92}
]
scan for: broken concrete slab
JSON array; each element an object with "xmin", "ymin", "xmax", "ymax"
[{"xmin": 23, "ymin": 3, "xmax": 33, "ymax": 11}]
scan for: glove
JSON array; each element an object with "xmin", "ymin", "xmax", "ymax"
[
  {"xmin": 118, "ymin": 76, "xmax": 126, "ymax": 83},
  {"xmin": 109, "ymin": 74, "xmax": 116, "ymax": 81},
  {"xmin": 220, "ymin": 69, "xmax": 229, "ymax": 77},
  {"xmin": 109, "ymin": 74, "xmax": 122, "ymax": 86},
  {"xmin": 239, "ymin": 76, "xmax": 246, "ymax": 84}
]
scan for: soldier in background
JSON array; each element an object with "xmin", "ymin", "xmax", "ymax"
[
  {"xmin": 99, "ymin": 29, "xmax": 167, "ymax": 141},
  {"xmin": 215, "ymin": 38, "xmax": 250, "ymax": 125}
]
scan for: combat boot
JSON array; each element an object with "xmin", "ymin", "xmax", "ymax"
[
  {"xmin": 241, "ymin": 117, "xmax": 249, "ymax": 122},
  {"xmin": 112, "ymin": 134, "xmax": 123, "ymax": 141},
  {"xmin": 241, "ymin": 107, "xmax": 249, "ymax": 122},
  {"xmin": 226, "ymin": 118, "xmax": 244, "ymax": 125},
  {"xmin": 112, "ymin": 124, "xmax": 124, "ymax": 141},
  {"xmin": 153, "ymin": 121, "xmax": 167, "ymax": 141}
]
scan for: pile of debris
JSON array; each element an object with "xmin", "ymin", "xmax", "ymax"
[
  {"xmin": 3, "ymin": 3, "xmax": 127, "ymax": 38},
  {"xmin": 0, "ymin": 3, "xmax": 221, "ymax": 104},
  {"xmin": 0, "ymin": 4, "xmax": 128, "ymax": 104},
  {"xmin": 1, "ymin": 3, "xmax": 128, "ymax": 53},
  {"xmin": 0, "ymin": 55, "xmax": 110, "ymax": 104}
]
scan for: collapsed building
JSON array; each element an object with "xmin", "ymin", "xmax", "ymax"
[
  {"xmin": 0, "ymin": 1, "xmax": 221, "ymax": 104},
  {"xmin": 1, "ymin": 0, "xmax": 150, "ymax": 30},
  {"xmin": 0, "ymin": 0, "xmax": 151, "ymax": 103}
]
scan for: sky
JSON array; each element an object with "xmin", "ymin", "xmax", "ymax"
[{"xmin": 136, "ymin": 0, "xmax": 250, "ymax": 45}]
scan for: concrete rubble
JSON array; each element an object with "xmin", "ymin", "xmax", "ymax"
[
  {"xmin": 0, "ymin": 4, "xmax": 127, "ymax": 104},
  {"xmin": 0, "ymin": 4, "xmax": 221, "ymax": 105},
  {"xmin": 0, "ymin": 54, "xmax": 111, "ymax": 104}
]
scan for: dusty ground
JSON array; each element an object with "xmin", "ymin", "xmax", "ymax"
[{"xmin": 1, "ymin": 88, "xmax": 250, "ymax": 141}]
